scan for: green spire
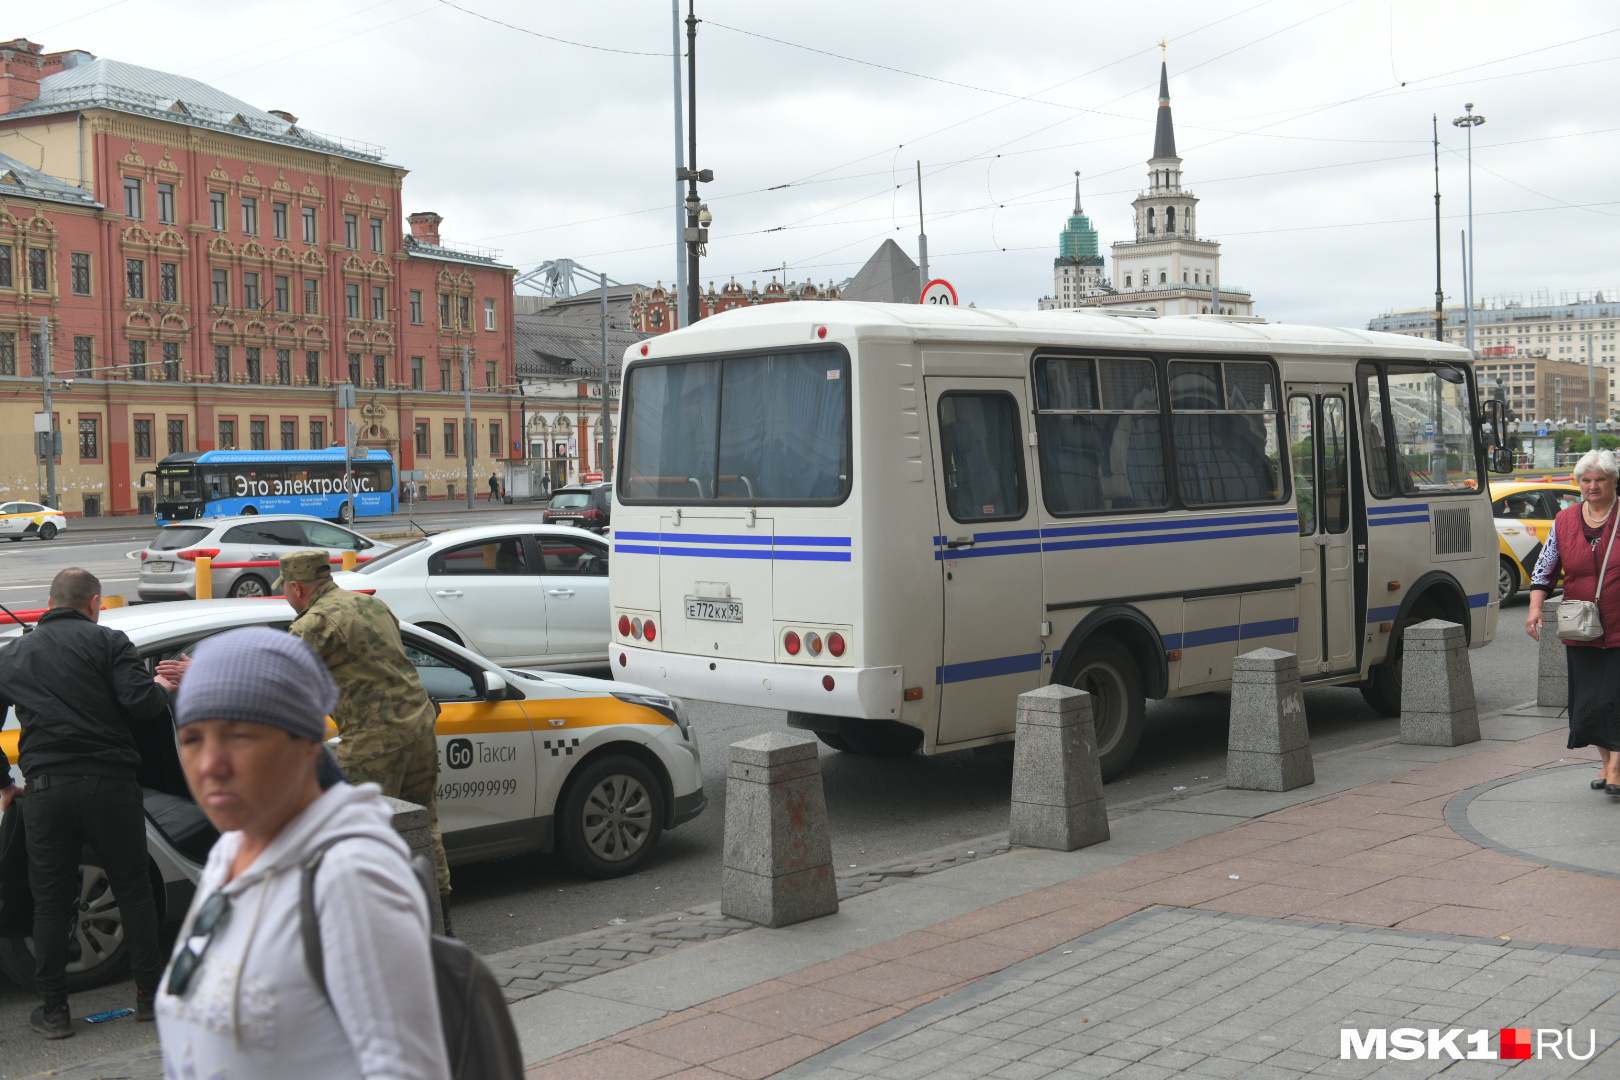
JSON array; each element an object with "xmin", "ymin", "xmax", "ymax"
[{"xmin": 1059, "ymin": 171, "xmax": 1099, "ymax": 260}]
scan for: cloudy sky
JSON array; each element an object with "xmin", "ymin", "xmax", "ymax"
[{"xmin": 23, "ymin": 0, "xmax": 1618, "ymax": 326}]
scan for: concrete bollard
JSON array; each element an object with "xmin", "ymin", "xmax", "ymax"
[
  {"xmin": 1009, "ymin": 685, "xmax": 1109, "ymax": 850},
  {"xmin": 721, "ymin": 733, "xmax": 838, "ymax": 928},
  {"xmin": 383, "ymin": 795, "xmax": 443, "ymax": 932},
  {"xmin": 1399, "ymin": 619, "xmax": 1480, "ymax": 746},
  {"xmin": 1536, "ymin": 599, "xmax": 1567, "ymax": 708},
  {"xmin": 1228, "ymin": 648, "xmax": 1314, "ymax": 791}
]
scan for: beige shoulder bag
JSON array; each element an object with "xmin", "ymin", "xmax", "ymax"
[{"xmin": 1557, "ymin": 513, "xmax": 1618, "ymax": 641}]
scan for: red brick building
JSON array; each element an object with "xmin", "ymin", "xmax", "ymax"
[
  {"xmin": 629, "ymin": 276, "xmax": 842, "ymax": 335},
  {"xmin": 0, "ymin": 38, "xmax": 517, "ymax": 514}
]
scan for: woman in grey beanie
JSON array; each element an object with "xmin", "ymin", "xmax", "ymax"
[{"xmin": 156, "ymin": 627, "xmax": 449, "ymax": 1080}]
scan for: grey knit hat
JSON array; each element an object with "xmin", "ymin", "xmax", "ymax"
[{"xmin": 176, "ymin": 626, "xmax": 339, "ymax": 741}]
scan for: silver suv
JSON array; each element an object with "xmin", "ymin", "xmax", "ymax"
[{"xmin": 138, "ymin": 515, "xmax": 391, "ymax": 600}]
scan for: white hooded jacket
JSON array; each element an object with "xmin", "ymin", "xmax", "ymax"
[{"xmin": 155, "ymin": 782, "xmax": 450, "ymax": 1080}]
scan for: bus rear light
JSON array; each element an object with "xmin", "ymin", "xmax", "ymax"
[
  {"xmin": 619, "ymin": 652, "xmax": 627, "ymax": 666},
  {"xmin": 805, "ymin": 632, "xmax": 822, "ymax": 656},
  {"xmin": 618, "ymin": 614, "xmax": 632, "ymax": 637},
  {"xmin": 176, "ymin": 548, "xmax": 221, "ymax": 561},
  {"xmin": 631, "ymin": 617, "xmax": 643, "ymax": 640},
  {"xmin": 784, "ymin": 630, "xmax": 801, "ymax": 655},
  {"xmin": 827, "ymin": 632, "xmax": 845, "ymax": 657},
  {"xmin": 816, "ymin": 326, "xmax": 828, "ymax": 339},
  {"xmin": 643, "ymin": 619, "xmax": 656, "ymax": 642},
  {"xmin": 822, "ymin": 675, "xmax": 835, "ymax": 691},
  {"xmin": 640, "ymin": 344, "xmax": 650, "ymax": 356}
]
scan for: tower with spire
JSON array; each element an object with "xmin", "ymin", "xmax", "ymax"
[
  {"xmin": 1077, "ymin": 54, "xmax": 1254, "ymax": 316},
  {"xmin": 1038, "ymin": 172, "xmax": 1109, "ymax": 309}
]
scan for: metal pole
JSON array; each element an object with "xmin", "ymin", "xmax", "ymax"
[
  {"xmin": 916, "ymin": 160, "xmax": 929, "ymax": 288},
  {"xmin": 1432, "ymin": 115, "xmax": 1444, "ymax": 342},
  {"xmin": 1589, "ymin": 331, "xmax": 1598, "ymax": 444},
  {"xmin": 462, "ymin": 344, "xmax": 473, "ymax": 510},
  {"xmin": 39, "ymin": 316, "xmax": 56, "ymax": 510},
  {"xmin": 671, "ymin": 0, "xmax": 686, "ymax": 326},
  {"xmin": 684, "ymin": 0, "xmax": 700, "ymax": 329},
  {"xmin": 1453, "ymin": 104, "xmax": 1485, "ymax": 357},
  {"xmin": 600, "ymin": 270, "xmax": 613, "ymax": 479}
]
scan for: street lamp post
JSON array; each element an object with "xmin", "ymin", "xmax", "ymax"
[
  {"xmin": 1452, "ymin": 103, "xmax": 1485, "ymax": 356},
  {"xmin": 678, "ymin": 0, "xmax": 712, "ymax": 328}
]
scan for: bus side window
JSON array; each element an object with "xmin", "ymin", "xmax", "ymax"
[
  {"xmin": 1169, "ymin": 360, "xmax": 1283, "ymax": 507},
  {"xmin": 1034, "ymin": 356, "xmax": 1166, "ymax": 515},
  {"xmin": 938, "ymin": 392, "xmax": 1027, "ymax": 523},
  {"xmin": 1287, "ymin": 396, "xmax": 1315, "ymax": 535},
  {"xmin": 1359, "ymin": 363, "xmax": 1396, "ymax": 498}
]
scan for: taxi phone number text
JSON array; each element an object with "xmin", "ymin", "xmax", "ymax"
[{"xmin": 436, "ymin": 778, "xmax": 518, "ymax": 800}]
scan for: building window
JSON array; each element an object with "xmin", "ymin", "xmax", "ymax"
[
  {"xmin": 443, "ymin": 420, "xmax": 458, "ymax": 457},
  {"xmin": 242, "ymin": 196, "xmax": 258, "ymax": 236},
  {"xmin": 276, "ymin": 348, "xmax": 291, "ymax": 385},
  {"xmin": 415, "ymin": 421, "xmax": 429, "ymax": 456},
  {"xmin": 73, "ymin": 336, "xmax": 93, "ymax": 378},
  {"xmin": 439, "ymin": 359, "xmax": 451, "ymax": 390},
  {"xmin": 245, "ymin": 347, "xmax": 261, "ymax": 384},
  {"xmin": 348, "ymin": 353, "xmax": 362, "ymax": 385},
  {"xmin": 71, "ymin": 252, "xmax": 91, "ymax": 295},
  {"xmin": 272, "ymin": 201, "xmax": 288, "ymax": 240},
  {"xmin": 371, "ymin": 354, "xmax": 386, "ymax": 387},
  {"xmin": 29, "ymin": 248, "xmax": 48, "ymax": 291},
  {"xmin": 344, "ymin": 213, "xmax": 358, "ymax": 250},
  {"xmin": 439, "ymin": 293, "xmax": 451, "ymax": 327},
  {"xmin": 485, "ymin": 361, "xmax": 497, "ymax": 388},
  {"xmin": 302, "ymin": 205, "xmax": 317, "ymax": 244},
  {"xmin": 168, "ymin": 418, "xmax": 186, "ymax": 454},
  {"xmin": 160, "ymin": 262, "xmax": 178, "ymax": 302},
  {"xmin": 158, "ymin": 182, "xmax": 176, "ymax": 224},
  {"xmin": 459, "ymin": 296, "xmax": 470, "ymax": 329},
  {"xmin": 123, "ymin": 177, "xmax": 142, "ymax": 219},
  {"xmin": 133, "ymin": 418, "xmax": 153, "ymax": 460},
  {"xmin": 411, "ymin": 356, "xmax": 423, "ymax": 390},
  {"xmin": 250, "ymin": 419, "xmax": 266, "ymax": 451},
  {"xmin": 280, "ymin": 419, "xmax": 297, "ymax": 450},
  {"xmin": 306, "ymin": 350, "xmax": 321, "ymax": 385},
  {"xmin": 345, "ymin": 283, "xmax": 360, "ymax": 318},
  {"xmin": 489, "ymin": 421, "xmax": 501, "ymax": 456},
  {"xmin": 310, "ymin": 418, "xmax": 325, "ymax": 449},
  {"xmin": 212, "ymin": 268, "xmax": 229, "ymax": 307},
  {"xmin": 162, "ymin": 341, "xmax": 180, "ymax": 382},
  {"xmin": 484, "ymin": 298, "xmax": 496, "ymax": 331},
  {"xmin": 128, "ymin": 340, "xmax": 147, "ymax": 380},
  {"xmin": 243, "ymin": 272, "xmax": 261, "ymax": 310},
  {"xmin": 0, "ymin": 331, "xmax": 13, "ymax": 375},
  {"xmin": 274, "ymin": 275, "xmax": 289, "ymax": 312},
  {"xmin": 303, "ymin": 277, "xmax": 319, "ymax": 314},
  {"xmin": 219, "ymin": 419, "xmax": 236, "ymax": 449},
  {"xmin": 79, "ymin": 417, "xmax": 99, "ymax": 461},
  {"xmin": 0, "ymin": 245, "xmax": 11, "ymax": 288},
  {"xmin": 210, "ymin": 191, "xmax": 227, "ymax": 231},
  {"xmin": 215, "ymin": 345, "xmax": 231, "ymax": 382},
  {"xmin": 409, "ymin": 290, "xmax": 423, "ymax": 324},
  {"xmin": 371, "ymin": 285, "xmax": 385, "ymax": 321},
  {"xmin": 370, "ymin": 218, "xmax": 383, "ymax": 253}
]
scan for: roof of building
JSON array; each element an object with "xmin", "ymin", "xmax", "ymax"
[
  {"xmin": 8, "ymin": 53, "xmax": 392, "ymax": 165},
  {"xmin": 515, "ymin": 311, "xmax": 649, "ymax": 379},
  {"xmin": 841, "ymin": 239, "xmax": 920, "ymax": 304},
  {"xmin": 1152, "ymin": 61, "xmax": 1177, "ymax": 161},
  {"xmin": 0, "ymin": 150, "xmax": 99, "ymax": 208},
  {"xmin": 1370, "ymin": 298, "xmax": 1620, "ymax": 330},
  {"xmin": 402, "ymin": 235, "xmax": 512, "ymax": 270}
]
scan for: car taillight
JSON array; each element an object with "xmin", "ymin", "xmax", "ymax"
[
  {"xmin": 618, "ymin": 614, "xmax": 631, "ymax": 637},
  {"xmin": 352, "ymin": 589, "xmax": 376, "ymax": 595},
  {"xmin": 140, "ymin": 550, "xmax": 148, "ymax": 561},
  {"xmin": 784, "ymin": 630, "xmax": 801, "ymax": 655},
  {"xmin": 631, "ymin": 617, "xmax": 643, "ymax": 640},
  {"xmin": 176, "ymin": 548, "xmax": 221, "ymax": 561},
  {"xmin": 805, "ymin": 632, "xmax": 823, "ymax": 657},
  {"xmin": 583, "ymin": 509, "xmax": 602, "ymax": 521},
  {"xmin": 643, "ymin": 619, "xmax": 656, "ymax": 642},
  {"xmin": 828, "ymin": 632, "xmax": 846, "ymax": 657}
]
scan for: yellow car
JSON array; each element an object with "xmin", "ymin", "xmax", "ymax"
[
  {"xmin": 0, "ymin": 501, "xmax": 66, "ymax": 541},
  {"xmin": 1491, "ymin": 479, "xmax": 1580, "ymax": 603}
]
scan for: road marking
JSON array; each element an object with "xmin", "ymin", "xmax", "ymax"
[{"xmin": 0, "ymin": 577, "xmax": 137, "ymax": 590}]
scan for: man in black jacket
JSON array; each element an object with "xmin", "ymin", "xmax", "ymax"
[{"xmin": 0, "ymin": 568, "xmax": 177, "ymax": 1039}]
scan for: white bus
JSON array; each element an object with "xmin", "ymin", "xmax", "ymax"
[{"xmin": 608, "ymin": 303, "xmax": 1509, "ymax": 778}]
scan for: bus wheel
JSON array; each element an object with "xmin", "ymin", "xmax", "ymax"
[
  {"xmin": 1498, "ymin": 557, "xmax": 1520, "ymax": 605},
  {"xmin": 1060, "ymin": 639, "xmax": 1145, "ymax": 782},
  {"xmin": 240, "ymin": 506, "xmax": 257, "ymax": 516},
  {"xmin": 229, "ymin": 575, "xmax": 269, "ymax": 599},
  {"xmin": 815, "ymin": 731, "xmax": 855, "ymax": 752},
  {"xmin": 338, "ymin": 501, "xmax": 354, "ymax": 525},
  {"xmin": 840, "ymin": 718, "xmax": 922, "ymax": 757},
  {"xmin": 1360, "ymin": 602, "xmax": 1442, "ymax": 717}
]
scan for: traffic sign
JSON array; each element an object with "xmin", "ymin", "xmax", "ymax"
[
  {"xmin": 1538, "ymin": 428, "xmax": 1548, "ymax": 437},
  {"xmin": 919, "ymin": 279, "xmax": 959, "ymax": 306},
  {"xmin": 1423, "ymin": 422, "xmax": 1435, "ymax": 436}
]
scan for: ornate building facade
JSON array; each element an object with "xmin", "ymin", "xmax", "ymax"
[
  {"xmin": 0, "ymin": 38, "xmax": 517, "ymax": 514},
  {"xmin": 629, "ymin": 276, "xmax": 843, "ymax": 334},
  {"xmin": 1037, "ymin": 174, "xmax": 1108, "ymax": 310}
]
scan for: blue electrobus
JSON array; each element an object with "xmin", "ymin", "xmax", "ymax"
[{"xmin": 154, "ymin": 448, "xmax": 397, "ymax": 525}]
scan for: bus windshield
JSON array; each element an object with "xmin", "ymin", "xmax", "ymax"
[
  {"xmin": 158, "ymin": 467, "xmax": 201, "ymax": 504},
  {"xmin": 620, "ymin": 348, "xmax": 851, "ymax": 503}
]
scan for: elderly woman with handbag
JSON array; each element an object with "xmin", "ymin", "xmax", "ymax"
[{"xmin": 1526, "ymin": 448, "xmax": 1620, "ymax": 796}]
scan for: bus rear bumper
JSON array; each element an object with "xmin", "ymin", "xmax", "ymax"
[{"xmin": 614, "ymin": 646, "xmax": 904, "ymax": 720}]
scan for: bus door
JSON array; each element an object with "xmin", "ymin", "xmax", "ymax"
[
  {"xmin": 1286, "ymin": 384, "xmax": 1358, "ymax": 675},
  {"xmin": 925, "ymin": 378, "xmax": 1045, "ymax": 745}
]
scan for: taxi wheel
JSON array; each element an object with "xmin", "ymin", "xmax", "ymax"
[
  {"xmin": 0, "ymin": 858, "xmax": 133, "ymax": 992},
  {"xmin": 38, "ymin": 522, "xmax": 58, "ymax": 541},
  {"xmin": 1498, "ymin": 557, "xmax": 1520, "ymax": 605},
  {"xmin": 558, "ymin": 755, "xmax": 665, "ymax": 879}
]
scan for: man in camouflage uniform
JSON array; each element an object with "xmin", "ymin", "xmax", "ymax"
[{"xmin": 276, "ymin": 550, "xmax": 451, "ymax": 898}]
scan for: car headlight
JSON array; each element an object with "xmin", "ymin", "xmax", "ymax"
[{"xmin": 612, "ymin": 692, "xmax": 691, "ymax": 738}]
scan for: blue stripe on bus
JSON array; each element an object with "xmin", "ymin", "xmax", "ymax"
[
  {"xmin": 775, "ymin": 536, "xmax": 853, "ymax": 547},
  {"xmin": 935, "ymin": 651, "xmax": 1045, "ymax": 684},
  {"xmin": 1164, "ymin": 616, "xmax": 1300, "ymax": 650},
  {"xmin": 934, "ymin": 543, "xmax": 1044, "ymax": 560},
  {"xmin": 1041, "ymin": 524, "xmax": 1301, "ymax": 553},
  {"xmin": 614, "ymin": 531, "xmax": 662, "ymax": 541},
  {"xmin": 613, "ymin": 544, "xmax": 850, "ymax": 562},
  {"xmin": 613, "ymin": 532, "xmax": 850, "ymax": 547},
  {"xmin": 1367, "ymin": 605, "xmax": 1401, "ymax": 622},
  {"xmin": 1041, "ymin": 512, "xmax": 1298, "ymax": 539},
  {"xmin": 1368, "ymin": 504, "xmax": 1427, "ymax": 515},
  {"xmin": 772, "ymin": 550, "xmax": 853, "ymax": 562},
  {"xmin": 1369, "ymin": 515, "xmax": 1429, "ymax": 527},
  {"xmin": 1468, "ymin": 592, "xmax": 1490, "ymax": 608}
]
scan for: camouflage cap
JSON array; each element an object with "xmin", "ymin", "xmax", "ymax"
[{"xmin": 273, "ymin": 549, "xmax": 333, "ymax": 591}]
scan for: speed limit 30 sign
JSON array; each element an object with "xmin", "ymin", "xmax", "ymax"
[{"xmin": 920, "ymin": 279, "xmax": 959, "ymax": 306}]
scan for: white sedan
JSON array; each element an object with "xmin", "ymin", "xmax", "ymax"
[
  {"xmin": 333, "ymin": 524, "xmax": 610, "ymax": 666},
  {"xmin": 0, "ymin": 501, "xmax": 67, "ymax": 541}
]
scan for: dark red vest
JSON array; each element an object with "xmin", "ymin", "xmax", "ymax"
[{"xmin": 1553, "ymin": 504, "xmax": 1620, "ymax": 648}]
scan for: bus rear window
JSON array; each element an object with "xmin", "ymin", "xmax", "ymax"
[{"xmin": 621, "ymin": 348, "xmax": 851, "ymax": 504}]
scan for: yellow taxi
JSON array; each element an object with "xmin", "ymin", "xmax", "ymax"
[
  {"xmin": 1491, "ymin": 479, "xmax": 1580, "ymax": 603},
  {"xmin": 0, "ymin": 501, "xmax": 66, "ymax": 541}
]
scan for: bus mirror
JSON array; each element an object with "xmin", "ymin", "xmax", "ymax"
[{"xmin": 1491, "ymin": 446, "xmax": 1515, "ymax": 474}]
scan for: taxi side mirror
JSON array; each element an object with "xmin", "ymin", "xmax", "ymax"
[{"xmin": 481, "ymin": 670, "xmax": 522, "ymax": 702}]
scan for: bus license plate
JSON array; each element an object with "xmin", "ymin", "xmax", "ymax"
[
  {"xmin": 148, "ymin": 561, "xmax": 174, "ymax": 572},
  {"xmin": 686, "ymin": 598, "xmax": 743, "ymax": 623}
]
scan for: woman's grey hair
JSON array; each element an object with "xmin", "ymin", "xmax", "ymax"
[{"xmin": 1573, "ymin": 448, "xmax": 1620, "ymax": 482}]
